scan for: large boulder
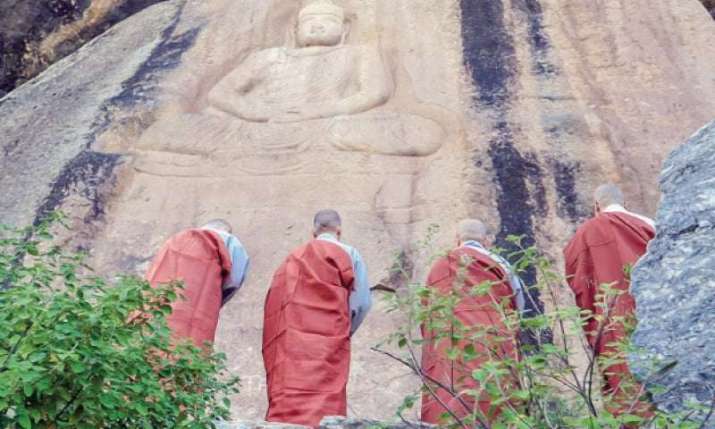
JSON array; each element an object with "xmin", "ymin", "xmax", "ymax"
[{"xmin": 631, "ymin": 121, "xmax": 715, "ymax": 425}]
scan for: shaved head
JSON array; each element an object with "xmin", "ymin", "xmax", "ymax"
[
  {"xmin": 202, "ymin": 218, "xmax": 233, "ymax": 233},
  {"xmin": 594, "ymin": 183, "xmax": 624, "ymax": 209},
  {"xmin": 457, "ymin": 218, "xmax": 489, "ymax": 243},
  {"xmin": 313, "ymin": 209, "xmax": 342, "ymax": 235}
]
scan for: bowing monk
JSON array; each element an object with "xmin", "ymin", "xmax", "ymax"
[
  {"xmin": 262, "ymin": 209, "xmax": 371, "ymax": 428},
  {"xmin": 564, "ymin": 183, "xmax": 655, "ymax": 419},
  {"xmin": 421, "ymin": 219, "xmax": 525, "ymax": 425},
  {"xmin": 146, "ymin": 219, "xmax": 250, "ymax": 348}
]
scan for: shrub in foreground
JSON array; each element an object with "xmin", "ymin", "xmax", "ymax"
[{"xmin": 0, "ymin": 218, "xmax": 239, "ymax": 428}]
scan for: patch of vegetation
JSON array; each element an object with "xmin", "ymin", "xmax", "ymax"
[
  {"xmin": 0, "ymin": 216, "xmax": 238, "ymax": 428},
  {"xmin": 376, "ymin": 227, "xmax": 712, "ymax": 428}
]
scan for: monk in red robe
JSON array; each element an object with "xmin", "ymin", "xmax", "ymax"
[
  {"xmin": 146, "ymin": 219, "xmax": 250, "ymax": 348},
  {"xmin": 564, "ymin": 183, "xmax": 655, "ymax": 420},
  {"xmin": 421, "ymin": 219, "xmax": 524, "ymax": 425},
  {"xmin": 262, "ymin": 209, "xmax": 372, "ymax": 428}
]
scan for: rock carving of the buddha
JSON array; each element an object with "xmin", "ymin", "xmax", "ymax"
[
  {"xmin": 133, "ymin": 0, "xmax": 454, "ymax": 172},
  {"xmin": 207, "ymin": 0, "xmax": 390, "ymax": 124}
]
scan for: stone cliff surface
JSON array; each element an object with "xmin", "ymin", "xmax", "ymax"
[
  {"xmin": 1, "ymin": 0, "xmax": 714, "ymax": 421},
  {"xmin": 631, "ymin": 121, "xmax": 715, "ymax": 427},
  {"xmin": 0, "ymin": 0, "xmax": 166, "ymax": 97}
]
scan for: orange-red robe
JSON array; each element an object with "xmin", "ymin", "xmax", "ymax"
[
  {"xmin": 146, "ymin": 228, "xmax": 232, "ymax": 348},
  {"xmin": 262, "ymin": 239, "xmax": 355, "ymax": 428},
  {"xmin": 564, "ymin": 211, "xmax": 655, "ymax": 417},
  {"xmin": 421, "ymin": 247, "xmax": 519, "ymax": 425}
]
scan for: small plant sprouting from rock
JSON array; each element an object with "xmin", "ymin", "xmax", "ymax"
[
  {"xmin": 0, "ymin": 215, "xmax": 239, "ymax": 428},
  {"xmin": 374, "ymin": 226, "xmax": 713, "ymax": 429}
]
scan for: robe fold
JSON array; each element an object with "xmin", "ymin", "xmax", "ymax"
[
  {"xmin": 421, "ymin": 247, "xmax": 519, "ymax": 425},
  {"xmin": 564, "ymin": 211, "xmax": 655, "ymax": 417},
  {"xmin": 146, "ymin": 228, "xmax": 232, "ymax": 348},
  {"xmin": 262, "ymin": 239, "xmax": 355, "ymax": 428}
]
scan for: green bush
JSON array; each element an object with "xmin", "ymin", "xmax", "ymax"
[
  {"xmin": 375, "ymin": 229, "xmax": 711, "ymax": 429},
  {"xmin": 0, "ymin": 217, "xmax": 239, "ymax": 428}
]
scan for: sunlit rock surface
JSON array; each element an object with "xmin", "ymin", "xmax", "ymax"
[{"xmin": 1, "ymin": 0, "xmax": 714, "ymax": 421}]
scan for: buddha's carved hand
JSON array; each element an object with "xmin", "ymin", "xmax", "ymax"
[{"xmin": 272, "ymin": 106, "xmax": 328, "ymax": 123}]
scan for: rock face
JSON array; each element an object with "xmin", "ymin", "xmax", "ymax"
[
  {"xmin": 217, "ymin": 417, "xmax": 432, "ymax": 429},
  {"xmin": 0, "ymin": 0, "xmax": 187, "ymax": 231},
  {"xmin": 631, "ymin": 121, "xmax": 715, "ymax": 425},
  {"xmin": 1, "ymin": 0, "xmax": 714, "ymax": 422},
  {"xmin": 0, "ymin": 0, "xmax": 166, "ymax": 97}
]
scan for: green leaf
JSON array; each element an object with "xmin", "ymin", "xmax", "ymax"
[
  {"xmin": 25, "ymin": 245, "xmax": 39, "ymax": 257},
  {"xmin": 17, "ymin": 413, "xmax": 31, "ymax": 429},
  {"xmin": 463, "ymin": 344, "xmax": 477, "ymax": 361}
]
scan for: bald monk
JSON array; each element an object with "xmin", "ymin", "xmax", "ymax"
[
  {"xmin": 564, "ymin": 184, "xmax": 655, "ymax": 419},
  {"xmin": 146, "ymin": 219, "xmax": 250, "ymax": 348},
  {"xmin": 262, "ymin": 209, "xmax": 371, "ymax": 428},
  {"xmin": 421, "ymin": 219, "xmax": 525, "ymax": 425}
]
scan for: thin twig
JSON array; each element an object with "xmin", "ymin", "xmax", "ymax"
[{"xmin": 371, "ymin": 346, "xmax": 477, "ymax": 429}]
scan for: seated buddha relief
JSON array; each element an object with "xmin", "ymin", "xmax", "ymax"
[{"xmin": 133, "ymin": 0, "xmax": 455, "ymax": 175}]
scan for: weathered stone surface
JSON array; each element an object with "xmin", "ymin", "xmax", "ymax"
[
  {"xmin": 216, "ymin": 417, "xmax": 433, "ymax": 429},
  {"xmin": 317, "ymin": 416, "xmax": 433, "ymax": 429},
  {"xmin": 1, "ymin": 0, "xmax": 714, "ymax": 422},
  {"xmin": 0, "ymin": 0, "xmax": 188, "ymax": 228},
  {"xmin": 631, "ymin": 121, "xmax": 715, "ymax": 425},
  {"xmin": 0, "ymin": 0, "xmax": 167, "ymax": 96}
]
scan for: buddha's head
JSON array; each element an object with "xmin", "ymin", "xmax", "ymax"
[{"xmin": 296, "ymin": 0, "xmax": 346, "ymax": 47}]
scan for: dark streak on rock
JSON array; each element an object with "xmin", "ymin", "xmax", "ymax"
[
  {"xmin": 33, "ymin": 1, "xmax": 198, "ymax": 227},
  {"xmin": 106, "ymin": 28, "xmax": 197, "ymax": 108},
  {"xmin": 512, "ymin": 0, "xmax": 558, "ymax": 76},
  {"xmin": 487, "ymin": 124, "xmax": 536, "ymax": 249},
  {"xmin": 76, "ymin": 0, "xmax": 171, "ymax": 41},
  {"xmin": 551, "ymin": 159, "xmax": 587, "ymax": 222},
  {"xmin": 524, "ymin": 152, "xmax": 548, "ymax": 217},
  {"xmin": 461, "ymin": 0, "xmax": 545, "ymax": 316},
  {"xmin": 514, "ymin": 0, "xmax": 587, "ymax": 223},
  {"xmin": 92, "ymin": 7, "xmax": 199, "ymax": 135},
  {"xmin": 33, "ymin": 151, "xmax": 121, "ymax": 225},
  {"xmin": 675, "ymin": 223, "xmax": 700, "ymax": 236},
  {"xmin": 461, "ymin": 0, "xmax": 515, "ymax": 109},
  {"xmin": 486, "ymin": 122, "xmax": 541, "ymax": 297}
]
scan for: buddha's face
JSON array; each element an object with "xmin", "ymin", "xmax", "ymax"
[{"xmin": 296, "ymin": 13, "xmax": 344, "ymax": 47}]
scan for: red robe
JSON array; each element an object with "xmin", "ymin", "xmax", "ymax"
[
  {"xmin": 564, "ymin": 211, "xmax": 655, "ymax": 417},
  {"xmin": 146, "ymin": 228, "xmax": 232, "ymax": 348},
  {"xmin": 262, "ymin": 239, "xmax": 355, "ymax": 428},
  {"xmin": 421, "ymin": 247, "xmax": 519, "ymax": 425}
]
